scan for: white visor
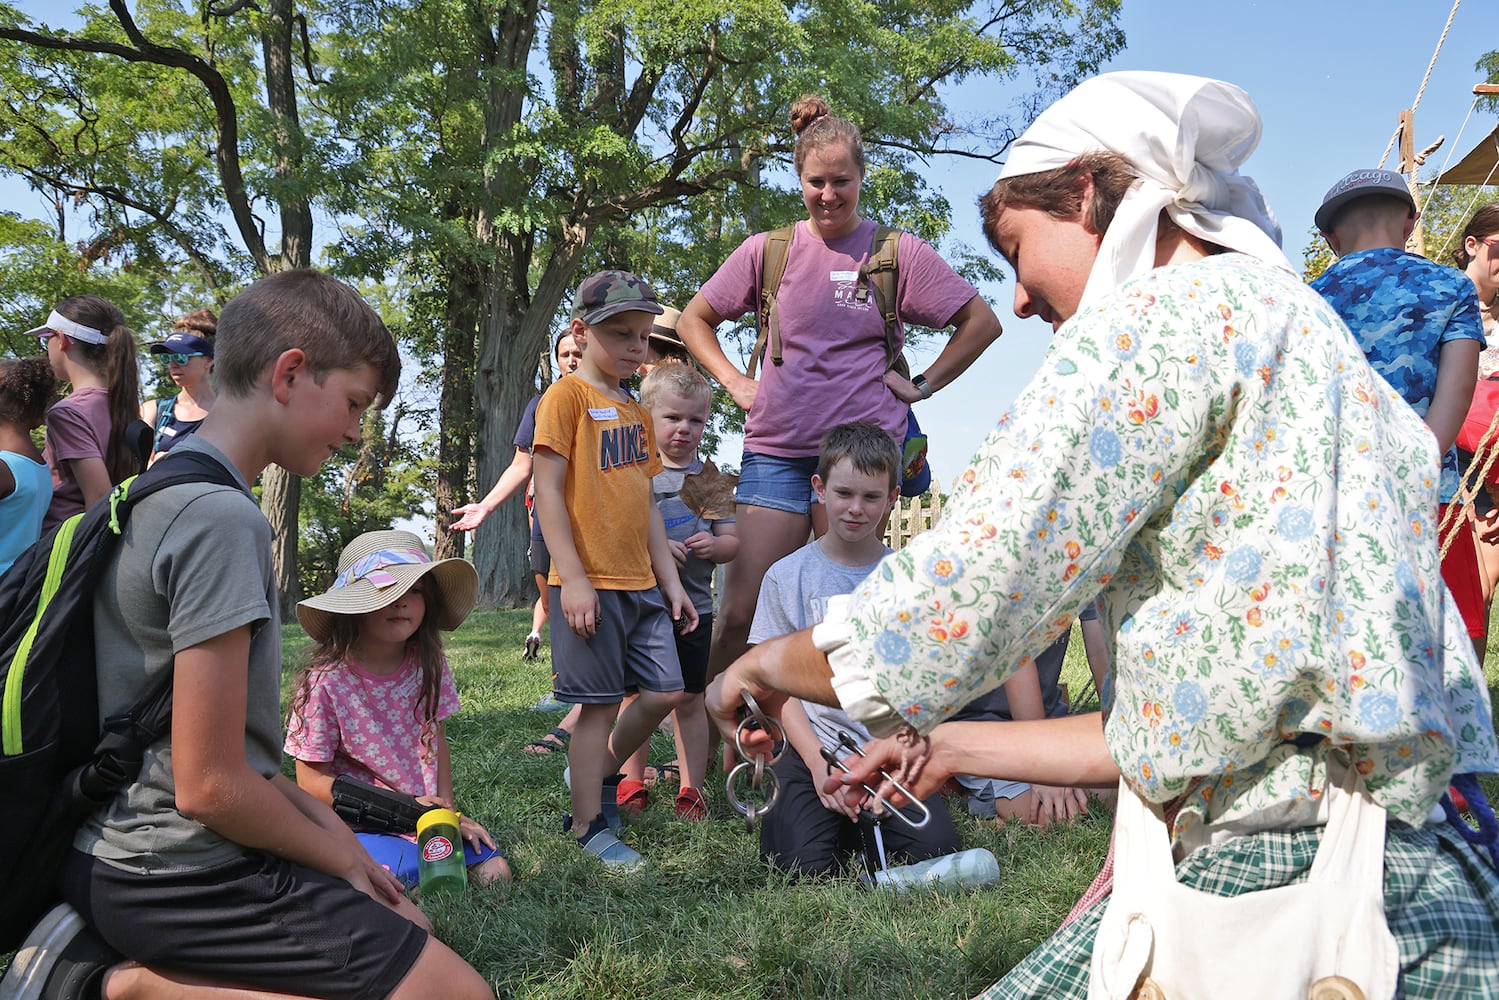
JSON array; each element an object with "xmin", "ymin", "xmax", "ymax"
[{"xmin": 24, "ymin": 309, "xmax": 109, "ymax": 345}]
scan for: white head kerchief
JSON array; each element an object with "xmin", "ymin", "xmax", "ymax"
[{"xmin": 999, "ymin": 71, "xmax": 1293, "ymax": 314}]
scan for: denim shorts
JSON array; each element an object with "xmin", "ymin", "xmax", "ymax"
[{"xmin": 735, "ymin": 450, "xmax": 821, "ymax": 515}]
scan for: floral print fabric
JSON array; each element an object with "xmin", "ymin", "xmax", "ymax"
[{"xmin": 834, "ymin": 253, "xmax": 1497, "ymax": 831}]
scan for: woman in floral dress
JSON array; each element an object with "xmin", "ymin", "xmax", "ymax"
[{"xmin": 707, "ymin": 71, "xmax": 1499, "ymax": 998}]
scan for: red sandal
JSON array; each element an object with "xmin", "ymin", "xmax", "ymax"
[
  {"xmin": 615, "ymin": 778, "xmax": 649, "ymax": 816},
  {"xmin": 674, "ymin": 786, "xmax": 708, "ymax": 822}
]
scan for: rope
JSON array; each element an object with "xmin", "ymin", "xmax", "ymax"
[
  {"xmin": 1439, "ymin": 396, "xmax": 1499, "ymax": 561},
  {"xmin": 1440, "ymin": 773, "xmax": 1499, "ymax": 868},
  {"xmin": 1378, "ymin": 0, "xmax": 1463, "ymax": 169}
]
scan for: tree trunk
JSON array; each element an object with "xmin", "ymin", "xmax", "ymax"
[
  {"xmin": 257, "ymin": 0, "xmax": 314, "ymax": 617},
  {"xmin": 261, "ymin": 468, "xmax": 302, "ymax": 612},
  {"xmin": 433, "ymin": 258, "xmax": 480, "ymax": 562},
  {"xmin": 470, "ymin": 225, "xmax": 593, "ymax": 605}
]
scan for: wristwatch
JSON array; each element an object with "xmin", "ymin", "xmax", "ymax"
[{"xmin": 912, "ymin": 373, "xmax": 934, "ymax": 400}]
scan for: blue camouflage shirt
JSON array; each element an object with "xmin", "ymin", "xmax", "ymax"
[{"xmin": 1311, "ymin": 247, "xmax": 1483, "ymax": 502}]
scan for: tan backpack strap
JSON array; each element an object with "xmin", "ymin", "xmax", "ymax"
[
  {"xmin": 750, "ymin": 225, "xmax": 796, "ymax": 379},
  {"xmin": 862, "ymin": 225, "xmax": 905, "ymax": 376}
]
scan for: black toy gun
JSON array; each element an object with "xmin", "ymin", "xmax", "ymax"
[{"xmin": 330, "ymin": 775, "xmax": 427, "ymax": 835}]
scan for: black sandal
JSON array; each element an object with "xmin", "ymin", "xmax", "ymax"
[{"xmin": 521, "ymin": 726, "xmax": 570, "ymax": 755}]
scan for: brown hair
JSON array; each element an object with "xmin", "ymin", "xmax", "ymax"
[
  {"xmin": 0, "ymin": 356, "xmax": 58, "ymax": 429},
  {"xmin": 978, "ymin": 150, "xmax": 1141, "ymax": 255},
  {"xmin": 214, "ymin": 270, "xmax": 400, "ymax": 405},
  {"xmin": 173, "ymin": 307, "xmax": 218, "ymax": 340},
  {"xmin": 284, "ymin": 597, "xmax": 447, "ymax": 761},
  {"xmin": 640, "ymin": 360, "xmax": 711, "ymax": 410},
  {"xmin": 52, "ymin": 295, "xmax": 141, "ymax": 483},
  {"xmin": 790, "ymin": 95, "xmax": 865, "ymax": 177},
  {"xmin": 1453, "ymin": 202, "xmax": 1499, "ymax": 269},
  {"xmin": 817, "ymin": 420, "xmax": 901, "ymax": 490}
]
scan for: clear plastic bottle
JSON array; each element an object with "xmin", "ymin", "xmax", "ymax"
[
  {"xmin": 859, "ymin": 847, "xmax": 1001, "ymax": 892},
  {"xmin": 416, "ymin": 807, "xmax": 467, "ymax": 894}
]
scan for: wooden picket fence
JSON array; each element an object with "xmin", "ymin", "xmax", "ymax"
[{"xmin": 884, "ymin": 490, "xmax": 944, "ymax": 551}]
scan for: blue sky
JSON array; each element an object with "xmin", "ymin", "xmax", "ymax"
[{"xmin": 902, "ymin": 0, "xmax": 1499, "ymax": 492}]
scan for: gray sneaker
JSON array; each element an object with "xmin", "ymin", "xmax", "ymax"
[
  {"xmin": 0, "ymin": 902, "xmax": 119, "ymax": 999},
  {"xmin": 579, "ymin": 828, "xmax": 644, "ymax": 871}
]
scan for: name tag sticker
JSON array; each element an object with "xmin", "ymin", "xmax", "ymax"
[
  {"xmin": 830, "ymin": 269, "xmax": 858, "ymax": 282},
  {"xmin": 588, "ymin": 406, "xmax": 619, "ymax": 421}
]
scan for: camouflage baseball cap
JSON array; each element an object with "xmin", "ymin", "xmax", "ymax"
[{"xmin": 570, "ymin": 270, "xmax": 665, "ymax": 324}]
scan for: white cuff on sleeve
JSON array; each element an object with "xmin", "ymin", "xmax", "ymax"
[{"xmin": 812, "ymin": 595, "xmax": 908, "ymax": 738}]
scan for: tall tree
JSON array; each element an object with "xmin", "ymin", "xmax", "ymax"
[
  {"xmin": 320, "ymin": 0, "xmax": 1125, "ymax": 605},
  {"xmin": 0, "ymin": 0, "xmax": 319, "ymax": 613}
]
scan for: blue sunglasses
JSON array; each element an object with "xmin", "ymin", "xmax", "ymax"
[{"xmin": 163, "ymin": 352, "xmax": 205, "ymax": 365}]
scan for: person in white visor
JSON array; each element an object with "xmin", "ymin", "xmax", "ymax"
[{"xmin": 28, "ymin": 295, "xmax": 142, "ymax": 527}]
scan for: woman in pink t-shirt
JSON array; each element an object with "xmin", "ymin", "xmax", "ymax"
[
  {"xmin": 677, "ymin": 95, "xmax": 1005, "ymax": 678},
  {"xmin": 30, "ymin": 295, "xmax": 142, "ymax": 528}
]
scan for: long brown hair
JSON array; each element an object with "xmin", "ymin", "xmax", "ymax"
[
  {"xmin": 285, "ymin": 602, "xmax": 448, "ymax": 765},
  {"xmin": 53, "ymin": 295, "xmax": 140, "ymax": 483}
]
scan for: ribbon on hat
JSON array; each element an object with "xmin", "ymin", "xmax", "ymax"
[
  {"xmin": 43, "ymin": 309, "xmax": 109, "ymax": 345},
  {"xmin": 998, "ymin": 71, "xmax": 1294, "ymax": 315},
  {"xmin": 331, "ymin": 547, "xmax": 431, "ymax": 591}
]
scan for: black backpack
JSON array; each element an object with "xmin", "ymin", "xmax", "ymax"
[{"xmin": 0, "ymin": 448, "xmax": 244, "ymax": 950}]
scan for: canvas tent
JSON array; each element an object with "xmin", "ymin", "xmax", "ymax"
[{"xmin": 1438, "ymin": 123, "xmax": 1499, "ymax": 186}]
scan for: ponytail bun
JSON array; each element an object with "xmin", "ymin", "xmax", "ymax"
[
  {"xmin": 789, "ymin": 95, "xmax": 832, "ymax": 137},
  {"xmin": 789, "ymin": 95, "xmax": 865, "ymax": 176}
]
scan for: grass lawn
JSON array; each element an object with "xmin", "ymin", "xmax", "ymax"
[
  {"xmin": 6, "ymin": 608, "xmax": 1494, "ymax": 996},
  {"xmin": 288, "ymin": 606, "xmax": 1499, "ymax": 999}
]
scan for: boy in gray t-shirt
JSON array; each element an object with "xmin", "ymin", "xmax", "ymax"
[
  {"xmin": 9, "ymin": 272, "xmax": 491, "ymax": 999},
  {"xmin": 748, "ymin": 422, "xmax": 960, "ymax": 876}
]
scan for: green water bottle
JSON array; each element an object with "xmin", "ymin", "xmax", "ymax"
[{"xmin": 416, "ymin": 807, "xmax": 467, "ymax": 894}]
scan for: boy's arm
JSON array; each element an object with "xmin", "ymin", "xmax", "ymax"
[
  {"xmin": 648, "ymin": 504, "xmax": 699, "ymax": 633},
  {"xmin": 1426, "ymin": 339, "xmax": 1481, "ymax": 454},
  {"xmin": 532, "ymin": 447, "xmax": 599, "ymax": 637},
  {"xmin": 781, "ymin": 699, "xmax": 860, "ymax": 820},
  {"xmin": 686, "ymin": 519, "xmax": 739, "ymax": 565},
  {"xmin": 1001, "ymin": 662, "xmax": 1089, "ymax": 825},
  {"xmin": 172, "ymin": 627, "xmax": 404, "ymax": 905},
  {"xmin": 451, "ymin": 446, "xmax": 532, "ymax": 531}
]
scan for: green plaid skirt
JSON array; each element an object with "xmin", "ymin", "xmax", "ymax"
[{"xmin": 983, "ymin": 822, "xmax": 1499, "ymax": 999}]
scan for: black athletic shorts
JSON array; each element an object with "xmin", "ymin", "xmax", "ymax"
[{"xmin": 60, "ymin": 849, "xmax": 428, "ymax": 999}]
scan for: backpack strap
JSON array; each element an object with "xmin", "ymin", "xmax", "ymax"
[
  {"xmin": 62, "ymin": 449, "xmax": 245, "ymax": 810},
  {"xmin": 153, "ymin": 394, "xmax": 177, "ymax": 436},
  {"xmin": 147, "ymin": 394, "xmax": 178, "ymax": 457},
  {"xmin": 859, "ymin": 225, "xmax": 908, "ymax": 379},
  {"xmin": 749, "ymin": 224, "xmax": 796, "ymax": 379}
]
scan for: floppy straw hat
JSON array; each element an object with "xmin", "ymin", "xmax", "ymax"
[{"xmin": 297, "ymin": 529, "xmax": 479, "ymax": 643}]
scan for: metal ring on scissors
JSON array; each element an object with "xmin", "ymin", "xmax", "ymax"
[
  {"xmin": 725, "ymin": 758, "xmax": 781, "ymax": 823},
  {"xmin": 734, "ymin": 691, "xmax": 787, "ymax": 765}
]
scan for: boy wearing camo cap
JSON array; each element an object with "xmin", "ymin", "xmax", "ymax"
[
  {"xmin": 1310, "ymin": 168, "xmax": 1487, "ymax": 656},
  {"xmin": 531, "ymin": 270, "xmax": 698, "ymax": 869}
]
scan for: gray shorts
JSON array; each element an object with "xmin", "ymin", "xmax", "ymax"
[
  {"xmin": 548, "ymin": 586, "xmax": 684, "ymax": 702},
  {"xmin": 957, "ymin": 774, "xmax": 1031, "ymax": 816}
]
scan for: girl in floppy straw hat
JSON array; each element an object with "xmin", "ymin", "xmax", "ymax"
[{"xmin": 285, "ymin": 529, "xmax": 511, "ymax": 888}]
